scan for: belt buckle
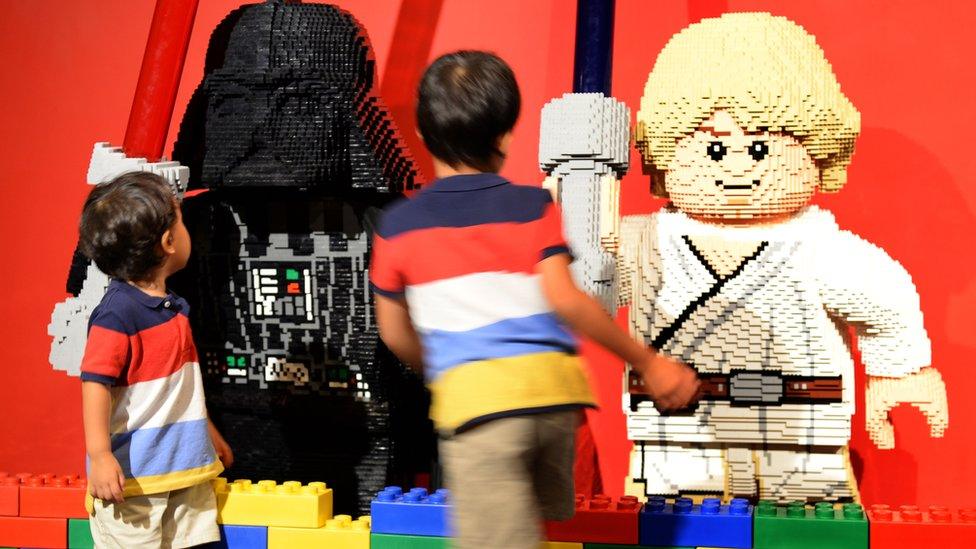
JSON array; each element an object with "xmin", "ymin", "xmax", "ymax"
[{"xmin": 728, "ymin": 370, "xmax": 784, "ymax": 405}]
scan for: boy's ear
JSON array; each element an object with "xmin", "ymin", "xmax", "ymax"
[{"xmin": 160, "ymin": 229, "xmax": 176, "ymax": 255}]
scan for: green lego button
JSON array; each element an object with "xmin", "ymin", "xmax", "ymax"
[
  {"xmin": 371, "ymin": 533, "xmax": 449, "ymax": 548},
  {"xmin": 754, "ymin": 500, "xmax": 867, "ymax": 549},
  {"xmin": 69, "ymin": 518, "xmax": 94, "ymax": 549},
  {"xmin": 286, "ymin": 269, "xmax": 300, "ymax": 281}
]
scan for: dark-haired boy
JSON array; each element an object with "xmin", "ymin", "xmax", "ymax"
[
  {"xmin": 78, "ymin": 172, "xmax": 232, "ymax": 548},
  {"xmin": 370, "ymin": 51, "xmax": 700, "ymax": 549}
]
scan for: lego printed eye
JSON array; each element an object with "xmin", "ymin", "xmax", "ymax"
[
  {"xmin": 749, "ymin": 141, "xmax": 768, "ymax": 161},
  {"xmin": 707, "ymin": 141, "xmax": 727, "ymax": 161}
]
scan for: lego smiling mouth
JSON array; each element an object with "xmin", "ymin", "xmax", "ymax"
[{"xmin": 715, "ymin": 180, "xmax": 761, "ymax": 191}]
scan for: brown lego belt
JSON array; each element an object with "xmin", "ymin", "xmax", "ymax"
[{"xmin": 628, "ymin": 370, "xmax": 843, "ymax": 412}]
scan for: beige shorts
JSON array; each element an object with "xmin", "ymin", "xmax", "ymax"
[
  {"xmin": 90, "ymin": 481, "xmax": 219, "ymax": 549},
  {"xmin": 439, "ymin": 409, "xmax": 580, "ymax": 549}
]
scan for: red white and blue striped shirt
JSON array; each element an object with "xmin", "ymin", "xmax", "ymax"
[
  {"xmin": 370, "ymin": 173, "xmax": 595, "ymax": 433},
  {"xmin": 80, "ymin": 279, "xmax": 222, "ymax": 497}
]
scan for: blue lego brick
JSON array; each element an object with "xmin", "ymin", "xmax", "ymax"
[
  {"xmin": 370, "ymin": 487, "xmax": 452, "ymax": 537},
  {"xmin": 638, "ymin": 497, "xmax": 752, "ymax": 548},
  {"xmin": 204, "ymin": 524, "xmax": 268, "ymax": 548}
]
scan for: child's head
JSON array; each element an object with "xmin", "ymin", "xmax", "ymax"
[
  {"xmin": 79, "ymin": 172, "xmax": 190, "ymax": 283},
  {"xmin": 635, "ymin": 13, "xmax": 860, "ymax": 220},
  {"xmin": 417, "ymin": 51, "xmax": 520, "ymax": 173}
]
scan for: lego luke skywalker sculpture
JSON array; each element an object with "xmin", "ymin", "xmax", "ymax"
[{"xmin": 544, "ymin": 12, "xmax": 948, "ymax": 502}]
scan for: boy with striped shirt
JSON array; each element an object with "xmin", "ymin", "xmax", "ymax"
[
  {"xmin": 78, "ymin": 172, "xmax": 232, "ymax": 547},
  {"xmin": 370, "ymin": 51, "xmax": 700, "ymax": 549}
]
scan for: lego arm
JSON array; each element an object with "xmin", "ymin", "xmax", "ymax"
[
  {"xmin": 539, "ymin": 93, "xmax": 630, "ymax": 312},
  {"xmin": 48, "ymin": 145, "xmax": 190, "ymax": 376},
  {"xmin": 818, "ymin": 230, "xmax": 947, "ymax": 449}
]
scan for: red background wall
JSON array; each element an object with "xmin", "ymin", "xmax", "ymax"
[{"xmin": 1, "ymin": 0, "xmax": 972, "ymax": 509}]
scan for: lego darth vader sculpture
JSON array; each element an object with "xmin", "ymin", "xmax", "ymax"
[{"xmin": 54, "ymin": 0, "xmax": 433, "ymax": 515}]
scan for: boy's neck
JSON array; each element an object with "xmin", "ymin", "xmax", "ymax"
[
  {"xmin": 128, "ymin": 270, "xmax": 170, "ymax": 297},
  {"xmin": 432, "ymin": 157, "xmax": 497, "ymax": 179}
]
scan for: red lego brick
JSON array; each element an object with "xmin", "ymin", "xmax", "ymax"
[
  {"xmin": 544, "ymin": 494, "xmax": 642, "ymax": 544},
  {"xmin": 868, "ymin": 504, "xmax": 976, "ymax": 549},
  {"xmin": 0, "ymin": 515, "xmax": 67, "ymax": 548},
  {"xmin": 0, "ymin": 473, "xmax": 20, "ymax": 517},
  {"xmin": 19, "ymin": 474, "xmax": 88, "ymax": 519}
]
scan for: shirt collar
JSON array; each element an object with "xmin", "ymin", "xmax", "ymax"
[
  {"xmin": 429, "ymin": 173, "xmax": 509, "ymax": 192},
  {"xmin": 109, "ymin": 279, "xmax": 174, "ymax": 309}
]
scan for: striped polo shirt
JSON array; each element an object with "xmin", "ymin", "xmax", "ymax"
[
  {"xmin": 370, "ymin": 173, "xmax": 595, "ymax": 433},
  {"xmin": 80, "ymin": 279, "xmax": 222, "ymax": 498}
]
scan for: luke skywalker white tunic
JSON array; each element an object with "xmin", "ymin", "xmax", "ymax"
[{"xmin": 617, "ymin": 205, "xmax": 930, "ymax": 499}]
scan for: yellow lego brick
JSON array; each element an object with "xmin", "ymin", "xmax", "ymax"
[
  {"xmin": 268, "ymin": 514, "xmax": 370, "ymax": 549},
  {"xmin": 214, "ymin": 478, "xmax": 333, "ymax": 528}
]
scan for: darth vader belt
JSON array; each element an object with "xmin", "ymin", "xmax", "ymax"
[{"xmin": 628, "ymin": 369, "xmax": 843, "ymax": 412}]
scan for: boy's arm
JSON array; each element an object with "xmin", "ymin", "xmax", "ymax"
[
  {"xmin": 81, "ymin": 381, "xmax": 125, "ymax": 503},
  {"xmin": 207, "ymin": 418, "xmax": 234, "ymax": 468},
  {"xmin": 537, "ymin": 253, "xmax": 699, "ymax": 411},
  {"xmin": 375, "ymin": 294, "xmax": 424, "ymax": 372}
]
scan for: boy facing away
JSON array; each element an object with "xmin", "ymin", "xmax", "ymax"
[
  {"xmin": 78, "ymin": 172, "xmax": 233, "ymax": 548},
  {"xmin": 370, "ymin": 51, "xmax": 701, "ymax": 549}
]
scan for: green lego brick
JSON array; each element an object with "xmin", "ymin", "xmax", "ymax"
[
  {"xmin": 371, "ymin": 533, "xmax": 450, "ymax": 549},
  {"xmin": 68, "ymin": 518, "xmax": 94, "ymax": 549},
  {"xmin": 753, "ymin": 500, "xmax": 868, "ymax": 549},
  {"xmin": 584, "ymin": 545, "xmax": 689, "ymax": 549}
]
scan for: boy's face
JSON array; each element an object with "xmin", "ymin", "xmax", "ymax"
[
  {"xmin": 665, "ymin": 110, "xmax": 818, "ymax": 222},
  {"xmin": 165, "ymin": 203, "xmax": 192, "ymax": 273}
]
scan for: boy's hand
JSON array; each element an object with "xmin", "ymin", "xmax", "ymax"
[
  {"xmin": 88, "ymin": 451, "xmax": 126, "ymax": 504},
  {"xmin": 208, "ymin": 421, "xmax": 234, "ymax": 468},
  {"xmin": 636, "ymin": 352, "xmax": 701, "ymax": 412}
]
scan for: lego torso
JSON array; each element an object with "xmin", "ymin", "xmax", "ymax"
[{"xmin": 621, "ymin": 206, "xmax": 927, "ymax": 446}]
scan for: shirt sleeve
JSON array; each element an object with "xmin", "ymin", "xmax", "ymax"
[
  {"xmin": 370, "ymin": 230, "xmax": 406, "ymax": 298},
  {"xmin": 79, "ymin": 308, "xmax": 130, "ymax": 386},
  {"xmin": 817, "ymin": 228, "xmax": 931, "ymax": 377},
  {"xmin": 536, "ymin": 195, "xmax": 574, "ymax": 261}
]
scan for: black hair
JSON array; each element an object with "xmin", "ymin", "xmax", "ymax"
[
  {"xmin": 417, "ymin": 51, "xmax": 520, "ymax": 172},
  {"xmin": 79, "ymin": 172, "xmax": 177, "ymax": 282}
]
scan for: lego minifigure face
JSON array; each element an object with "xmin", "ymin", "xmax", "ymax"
[{"xmin": 665, "ymin": 110, "xmax": 818, "ymax": 221}]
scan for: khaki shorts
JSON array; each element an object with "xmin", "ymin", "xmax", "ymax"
[
  {"xmin": 90, "ymin": 481, "xmax": 219, "ymax": 549},
  {"xmin": 439, "ymin": 410, "xmax": 580, "ymax": 549}
]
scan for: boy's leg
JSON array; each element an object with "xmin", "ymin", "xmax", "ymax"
[
  {"xmin": 162, "ymin": 481, "xmax": 221, "ymax": 548},
  {"xmin": 534, "ymin": 410, "xmax": 580, "ymax": 521},
  {"xmin": 440, "ymin": 416, "xmax": 543, "ymax": 549},
  {"xmin": 89, "ymin": 492, "xmax": 168, "ymax": 548}
]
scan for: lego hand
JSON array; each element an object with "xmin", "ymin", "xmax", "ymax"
[
  {"xmin": 86, "ymin": 142, "xmax": 189, "ymax": 197},
  {"xmin": 636, "ymin": 352, "xmax": 701, "ymax": 412},
  {"xmin": 88, "ymin": 451, "xmax": 126, "ymax": 504},
  {"xmin": 866, "ymin": 367, "xmax": 948, "ymax": 449},
  {"xmin": 208, "ymin": 420, "xmax": 235, "ymax": 468}
]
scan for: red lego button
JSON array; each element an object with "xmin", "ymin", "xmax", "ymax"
[
  {"xmin": 19, "ymin": 474, "xmax": 88, "ymax": 519},
  {"xmin": 868, "ymin": 504, "xmax": 976, "ymax": 549},
  {"xmin": 544, "ymin": 494, "xmax": 642, "ymax": 544},
  {"xmin": 0, "ymin": 515, "xmax": 67, "ymax": 548},
  {"xmin": 0, "ymin": 473, "xmax": 20, "ymax": 517}
]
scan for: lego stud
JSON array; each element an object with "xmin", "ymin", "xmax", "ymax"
[
  {"xmin": 619, "ymin": 495, "xmax": 640, "ymax": 510},
  {"xmin": 842, "ymin": 503, "xmax": 864, "ymax": 519},
  {"xmin": 674, "ymin": 497, "xmax": 693, "ymax": 514},
  {"xmin": 757, "ymin": 500, "xmax": 777, "ymax": 517},
  {"xmin": 730, "ymin": 498, "xmax": 750, "ymax": 515},
  {"xmin": 787, "ymin": 501, "xmax": 806, "ymax": 518},
  {"xmin": 647, "ymin": 496, "xmax": 667, "ymax": 513},
  {"xmin": 929, "ymin": 506, "xmax": 950, "ymax": 522},
  {"xmin": 701, "ymin": 498, "xmax": 721, "ymax": 514},
  {"xmin": 869, "ymin": 504, "xmax": 892, "ymax": 521},
  {"xmin": 960, "ymin": 509, "xmax": 976, "ymax": 523},
  {"xmin": 814, "ymin": 502, "xmax": 834, "ymax": 519},
  {"xmin": 900, "ymin": 505, "xmax": 922, "ymax": 522}
]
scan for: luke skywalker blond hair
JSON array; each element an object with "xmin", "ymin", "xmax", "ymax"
[{"xmin": 636, "ymin": 12, "xmax": 861, "ymax": 196}]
